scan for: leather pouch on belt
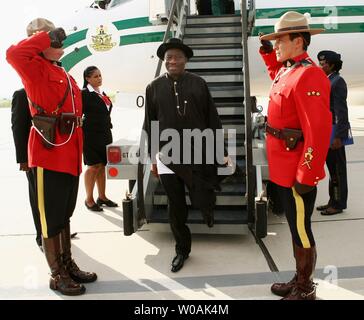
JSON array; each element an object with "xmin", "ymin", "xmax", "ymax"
[
  {"xmin": 32, "ymin": 114, "xmax": 58, "ymax": 149},
  {"xmin": 282, "ymin": 128, "xmax": 303, "ymax": 150},
  {"xmin": 59, "ymin": 113, "xmax": 76, "ymax": 135}
]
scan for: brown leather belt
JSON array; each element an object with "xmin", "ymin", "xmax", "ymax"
[
  {"xmin": 265, "ymin": 124, "xmax": 285, "ymax": 139},
  {"xmin": 265, "ymin": 124, "xmax": 303, "ymax": 150},
  {"xmin": 265, "ymin": 124, "xmax": 303, "ymax": 140}
]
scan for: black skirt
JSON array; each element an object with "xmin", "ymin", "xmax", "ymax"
[{"xmin": 83, "ymin": 130, "xmax": 112, "ymax": 166}]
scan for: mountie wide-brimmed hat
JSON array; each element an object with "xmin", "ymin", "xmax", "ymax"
[
  {"xmin": 260, "ymin": 11, "xmax": 325, "ymax": 41},
  {"xmin": 157, "ymin": 38, "xmax": 194, "ymax": 60},
  {"xmin": 26, "ymin": 18, "xmax": 55, "ymax": 36}
]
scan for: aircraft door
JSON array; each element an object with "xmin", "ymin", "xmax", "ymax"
[{"xmin": 149, "ymin": 0, "xmax": 171, "ymax": 24}]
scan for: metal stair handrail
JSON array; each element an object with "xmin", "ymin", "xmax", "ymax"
[{"xmin": 240, "ymin": 0, "xmax": 255, "ymax": 223}]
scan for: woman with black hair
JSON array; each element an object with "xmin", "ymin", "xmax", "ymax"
[{"xmin": 82, "ymin": 66, "xmax": 118, "ymax": 211}]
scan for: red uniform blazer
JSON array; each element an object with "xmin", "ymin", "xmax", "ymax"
[
  {"xmin": 260, "ymin": 50, "xmax": 332, "ymax": 187},
  {"xmin": 7, "ymin": 32, "xmax": 83, "ymax": 176}
]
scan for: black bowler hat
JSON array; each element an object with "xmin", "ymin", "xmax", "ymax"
[
  {"xmin": 157, "ymin": 38, "xmax": 194, "ymax": 60},
  {"xmin": 317, "ymin": 50, "xmax": 341, "ymax": 63}
]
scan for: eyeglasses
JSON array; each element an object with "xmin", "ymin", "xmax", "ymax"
[{"xmin": 165, "ymin": 55, "xmax": 186, "ymax": 62}]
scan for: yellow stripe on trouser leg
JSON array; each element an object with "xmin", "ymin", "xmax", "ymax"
[
  {"xmin": 37, "ymin": 167, "xmax": 48, "ymax": 238},
  {"xmin": 292, "ymin": 187, "xmax": 311, "ymax": 248}
]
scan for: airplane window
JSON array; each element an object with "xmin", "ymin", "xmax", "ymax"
[
  {"xmin": 91, "ymin": 0, "xmax": 112, "ymax": 10},
  {"xmin": 109, "ymin": 0, "xmax": 132, "ymax": 8},
  {"xmin": 91, "ymin": 0, "xmax": 111, "ymax": 9}
]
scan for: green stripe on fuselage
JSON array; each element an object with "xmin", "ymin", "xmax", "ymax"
[
  {"xmin": 61, "ymin": 46, "xmax": 92, "ymax": 71},
  {"xmin": 113, "ymin": 17, "xmax": 152, "ymax": 30},
  {"xmin": 120, "ymin": 31, "xmax": 166, "ymax": 46},
  {"xmin": 63, "ymin": 29, "xmax": 88, "ymax": 49},
  {"xmin": 256, "ymin": 5, "xmax": 364, "ymax": 19},
  {"xmin": 252, "ymin": 22, "xmax": 364, "ymax": 36}
]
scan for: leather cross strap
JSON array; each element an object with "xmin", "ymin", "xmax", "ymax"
[{"xmin": 28, "ymin": 79, "xmax": 70, "ymax": 115}]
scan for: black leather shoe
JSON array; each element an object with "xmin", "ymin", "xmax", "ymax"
[
  {"xmin": 316, "ymin": 204, "xmax": 329, "ymax": 211},
  {"xmin": 321, "ymin": 208, "xmax": 343, "ymax": 215},
  {"xmin": 202, "ymin": 209, "xmax": 214, "ymax": 228},
  {"xmin": 171, "ymin": 254, "xmax": 189, "ymax": 273},
  {"xmin": 97, "ymin": 198, "xmax": 118, "ymax": 207},
  {"xmin": 85, "ymin": 201, "xmax": 103, "ymax": 212}
]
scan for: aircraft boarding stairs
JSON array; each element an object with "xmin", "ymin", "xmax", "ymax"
[{"xmin": 142, "ymin": 14, "xmax": 251, "ymax": 234}]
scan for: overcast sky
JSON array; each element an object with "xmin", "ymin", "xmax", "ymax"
[{"xmin": 0, "ymin": 0, "xmax": 91, "ymax": 99}]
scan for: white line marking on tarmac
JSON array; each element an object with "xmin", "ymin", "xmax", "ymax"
[{"xmin": 316, "ymin": 279, "xmax": 364, "ymax": 300}]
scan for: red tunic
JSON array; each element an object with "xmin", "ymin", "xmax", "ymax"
[
  {"xmin": 260, "ymin": 50, "xmax": 332, "ymax": 187},
  {"xmin": 7, "ymin": 32, "xmax": 83, "ymax": 176}
]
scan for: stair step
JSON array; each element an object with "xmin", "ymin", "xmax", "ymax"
[
  {"xmin": 154, "ymin": 175, "xmax": 247, "ymax": 206},
  {"xmin": 222, "ymin": 123, "xmax": 245, "ymax": 134},
  {"xmin": 186, "ymin": 15, "xmax": 241, "ymax": 25},
  {"xmin": 196, "ymin": 70, "xmax": 243, "ymax": 84},
  {"xmin": 193, "ymin": 47, "xmax": 243, "ymax": 57},
  {"xmin": 184, "ymin": 34, "xmax": 242, "ymax": 45},
  {"xmin": 216, "ymin": 101, "xmax": 244, "ymax": 116},
  {"xmin": 153, "ymin": 194, "xmax": 247, "ymax": 206},
  {"xmin": 202, "ymin": 73, "xmax": 243, "ymax": 83},
  {"xmin": 217, "ymin": 106, "xmax": 244, "ymax": 116},
  {"xmin": 189, "ymin": 43, "xmax": 242, "ymax": 50},
  {"xmin": 187, "ymin": 58, "xmax": 242, "ymax": 70},
  {"xmin": 185, "ymin": 25, "xmax": 242, "ymax": 35},
  {"xmin": 209, "ymin": 86, "xmax": 244, "ymax": 98},
  {"xmin": 149, "ymin": 207, "xmax": 248, "ymax": 224}
]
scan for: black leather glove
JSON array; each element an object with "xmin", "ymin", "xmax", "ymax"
[
  {"xmin": 48, "ymin": 28, "xmax": 67, "ymax": 48},
  {"xmin": 294, "ymin": 181, "xmax": 315, "ymax": 195},
  {"xmin": 259, "ymin": 32, "xmax": 273, "ymax": 54}
]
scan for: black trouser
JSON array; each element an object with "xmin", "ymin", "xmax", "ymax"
[
  {"xmin": 276, "ymin": 185, "xmax": 317, "ymax": 248},
  {"xmin": 26, "ymin": 170, "xmax": 42, "ymax": 246},
  {"xmin": 196, "ymin": 0, "xmax": 212, "ymax": 15},
  {"xmin": 326, "ymin": 146, "xmax": 348, "ymax": 210},
  {"xmin": 32, "ymin": 168, "xmax": 79, "ymax": 238},
  {"xmin": 159, "ymin": 174, "xmax": 191, "ymax": 257}
]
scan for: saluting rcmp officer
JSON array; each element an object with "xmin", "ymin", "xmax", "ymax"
[
  {"xmin": 259, "ymin": 12, "xmax": 332, "ymax": 299},
  {"xmin": 7, "ymin": 18, "xmax": 97, "ymax": 296}
]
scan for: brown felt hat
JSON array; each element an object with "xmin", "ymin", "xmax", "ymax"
[
  {"xmin": 26, "ymin": 18, "xmax": 55, "ymax": 36},
  {"xmin": 260, "ymin": 11, "xmax": 324, "ymax": 41}
]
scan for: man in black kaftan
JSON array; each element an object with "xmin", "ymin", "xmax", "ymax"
[{"xmin": 143, "ymin": 38, "xmax": 226, "ymax": 272}]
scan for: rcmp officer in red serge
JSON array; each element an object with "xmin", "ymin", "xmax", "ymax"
[
  {"xmin": 7, "ymin": 18, "xmax": 97, "ymax": 296},
  {"xmin": 259, "ymin": 12, "xmax": 332, "ymax": 299}
]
